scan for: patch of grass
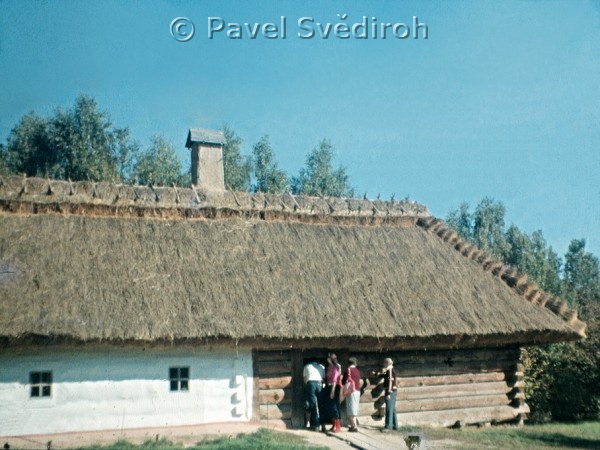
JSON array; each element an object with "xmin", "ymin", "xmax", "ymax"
[
  {"xmin": 74, "ymin": 429, "xmax": 327, "ymax": 450},
  {"xmin": 194, "ymin": 428, "xmax": 327, "ymax": 450},
  {"xmin": 423, "ymin": 421, "xmax": 600, "ymax": 450},
  {"xmin": 78, "ymin": 438, "xmax": 182, "ymax": 450}
]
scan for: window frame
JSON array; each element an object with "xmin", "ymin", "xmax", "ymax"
[
  {"xmin": 30, "ymin": 371, "xmax": 53, "ymax": 398},
  {"xmin": 169, "ymin": 366, "xmax": 190, "ymax": 392}
]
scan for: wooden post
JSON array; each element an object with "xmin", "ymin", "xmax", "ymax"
[
  {"xmin": 506, "ymin": 348, "xmax": 527, "ymax": 427},
  {"xmin": 252, "ymin": 349, "xmax": 260, "ymax": 424},
  {"xmin": 291, "ymin": 349, "xmax": 305, "ymax": 429}
]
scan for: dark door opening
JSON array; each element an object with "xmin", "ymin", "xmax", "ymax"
[{"xmin": 290, "ymin": 348, "xmax": 348, "ymax": 428}]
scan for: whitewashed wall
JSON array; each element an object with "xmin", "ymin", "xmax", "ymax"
[{"xmin": 0, "ymin": 345, "xmax": 253, "ymax": 436}]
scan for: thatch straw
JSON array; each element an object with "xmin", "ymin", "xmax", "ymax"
[
  {"xmin": 0, "ymin": 212, "xmax": 583, "ymax": 345},
  {"xmin": 0, "ymin": 176, "xmax": 586, "ymax": 345},
  {"xmin": 414, "ymin": 220, "xmax": 586, "ymax": 338},
  {"xmin": 0, "ymin": 176, "xmax": 429, "ymax": 220}
]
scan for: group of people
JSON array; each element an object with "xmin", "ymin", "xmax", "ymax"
[{"xmin": 303, "ymin": 354, "xmax": 398, "ymax": 433}]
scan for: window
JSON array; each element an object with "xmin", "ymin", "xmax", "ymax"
[
  {"xmin": 169, "ymin": 367, "xmax": 189, "ymax": 391},
  {"xmin": 30, "ymin": 371, "xmax": 52, "ymax": 398}
]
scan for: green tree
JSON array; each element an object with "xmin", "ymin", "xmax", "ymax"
[
  {"xmin": 132, "ymin": 136, "xmax": 184, "ymax": 186},
  {"xmin": 0, "ymin": 144, "xmax": 9, "ymax": 175},
  {"xmin": 292, "ymin": 139, "xmax": 350, "ymax": 197},
  {"xmin": 563, "ymin": 239, "xmax": 600, "ymax": 307},
  {"xmin": 472, "ymin": 197, "xmax": 509, "ymax": 257},
  {"xmin": 503, "ymin": 227, "xmax": 561, "ymax": 295},
  {"xmin": 446, "ymin": 202, "xmax": 473, "ymax": 242},
  {"xmin": 50, "ymin": 95, "xmax": 126, "ymax": 181},
  {"xmin": 115, "ymin": 128, "xmax": 140, "ymax": 183},
  {"xmin": 3, "ymin": 95, "xmax": 137, "ymax": 182},
  {"xmin": 4, "ymin": 112, "xmax": 54, "ymax": 177},
  {"xmin": 252, "ymin": 135, "xmax": 287, "ymax": 193},
  {"xmin": 222, "ymin": 124, "xmax": 251, "ymax": 191},
  {"xmin": 447, "ymin": 199, "xmax": 600, "ymax": 422}
]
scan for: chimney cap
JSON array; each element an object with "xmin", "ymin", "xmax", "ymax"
[{"xmin": 186, "ymin": 128, "xmax": 226, "ymax": 148}]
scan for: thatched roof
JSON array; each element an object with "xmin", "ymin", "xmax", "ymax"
[{"xmin": 0, "ymin": 176, "xmax": 585, "ymax": 349}]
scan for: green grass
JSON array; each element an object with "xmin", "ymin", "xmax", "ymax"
[
  {"xmin": 76, "ymin": 428, "xmax": 327, "ymax": 450},
  {"xmin": 422, "ymin": 421, "xmax": 600, "ymax": 450},
  {"xmin": 72, "ymin": 422, "xmax": 600, "ymax": 450}
]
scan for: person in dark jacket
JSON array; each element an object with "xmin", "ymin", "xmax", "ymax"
[{"xmin": 378, "ymin": 357, "xmax": 398, "ymax": 432}]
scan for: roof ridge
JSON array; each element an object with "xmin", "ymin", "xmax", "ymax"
[
  {"xmin": 0, "ymin": 175, "xmax": 430, "ymax": 225},
  {"xmin": 416, "ymin": 217, "xmax": 587, "ymax": 338}
]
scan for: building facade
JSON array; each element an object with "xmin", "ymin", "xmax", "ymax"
[{"xmin": 0, "ymin": 128, "xmax": 586, "ymax": 437}]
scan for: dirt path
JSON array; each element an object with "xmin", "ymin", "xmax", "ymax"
[{"xmin": 2, "ymin": 423, "xmax": 461, "ymax": 450}]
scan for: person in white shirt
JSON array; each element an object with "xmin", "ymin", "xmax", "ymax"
[{"xmin": 303, "ymin": 359, "xmax": 325, "ymax": 430}]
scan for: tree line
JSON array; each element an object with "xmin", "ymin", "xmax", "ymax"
[
  {"xmin": 0, "ymin": 95, "xmax": 351, "ymax": 197},
  {"xmin": 447, "ymin": 199, "xmax": 600, "ymax": 422}
]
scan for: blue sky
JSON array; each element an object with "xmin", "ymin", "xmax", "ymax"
[{"xmin": 1, "ymin": 1, "xmax": 599, "ymax": 257}]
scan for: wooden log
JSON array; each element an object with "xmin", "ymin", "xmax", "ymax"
[
  {"xmin": 395, "ymin": 381, "xmax": 511, "ymax": 401},
  {"xmin": 358, "ymin": 393, "xmax": 510, "ymax": 416},
  {"xmin": 506, "ymin": 371, "xmax": 525, "ymax": 379},
  {"xmin": 396, "ymin": 371, "xmax": 507, "ymax": 388},
  {"xmin": 256, "ymin": 351, "xmax": 292, "ymax": 363},
  {"xmin": 512, "ymin": 380, "xmax": 525, "ymax": 389},
  {"xmin": 399, "ymin": 349, "xmax": 518, "ymax": 364},
  {"xmin": 394, "ymin": 360, "xmax": 515, "ymax": 377},
  {"xmin": 360, "ymin": 381, "xmax": 511, "ymax": 403},
  {"xmin": 259, "ymin": 403, "xmax": 292, "ymax": 420},
  {"xmin": 256, "ymin": 361, "xmax": 292, "ymax": 376},
  {"xmin": 383, "ymin": 405, "xmax": 520, "ymax": 428},
  {"xmin": 398, "ymin": 394, "xmax": 510, "ymax": 414},
  {"xmin": 258, "ymin": 375, "xmax": 292, "ymax": 390},
  {"xmin": 252, "ymin": 349, "xmax": 260, "ymax": 425},
  {"xmin": 353, "ymin": 347, "xmax": 519, "ymax": 367},
  {"xmin": 510, "ymin": 390, "xmax": 525, "ymax": 401},
  {"xmin": 258, "ymin": 388, "xmax": 292, "ymax": 405}
]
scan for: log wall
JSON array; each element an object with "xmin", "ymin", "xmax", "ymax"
[
  {"xmin": 253, "ymin": 347, "xmax": 529, "ymax": 429},
  {"xmin": 254, "ymin": 350, "xmax": 293, "ymax": 428},
  {"xmin": 353, "ymin": 347, "xmax": 529, "ymax": 427}
]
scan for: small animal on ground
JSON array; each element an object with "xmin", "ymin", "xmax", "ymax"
[{"xmin": 404, "ymin": 435, "xmax": 421, "ymax": 450}]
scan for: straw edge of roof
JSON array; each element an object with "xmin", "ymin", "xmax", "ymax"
[{"xmin": 416, "ymin": 217, "xmax": 586, "ymax": 338}]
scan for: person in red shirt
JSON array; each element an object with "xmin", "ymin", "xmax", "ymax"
[
  {"xmin": 343, "ymin": 357, "xmax": 362, "ymax": 432},
  {"xmin": 323, "ymin": 352, "xmax": 342, "ymax": 432}
]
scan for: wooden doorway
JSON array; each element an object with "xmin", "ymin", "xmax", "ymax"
[{"xmin": 290, "ymin": 348, "xmax": 348, "ymax": 428}]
